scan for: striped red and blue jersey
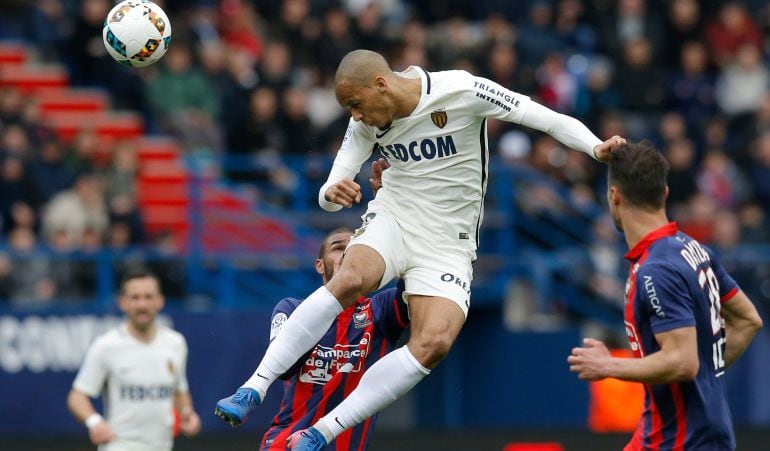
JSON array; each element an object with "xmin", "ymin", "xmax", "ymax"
[
  {"xmin": 260, "ymin": 283, "xmax": 409, "ymax": 451},
  {"xmin": 623, "ymin": 222, "xmax": 739, "ymax": 451}
]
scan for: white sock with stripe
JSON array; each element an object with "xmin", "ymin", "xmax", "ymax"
[{"xmin": 314, "ymin": 346, "xmax": 430, "ymax": 443}]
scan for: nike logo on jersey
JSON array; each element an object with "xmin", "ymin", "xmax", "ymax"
[
  {"xmin": 375, "ymin": 126, "xmax": 393, "ymax": 139},
  {"xmin": 376, "ymin": 135, "xmax": 457, "ymax": 162}
]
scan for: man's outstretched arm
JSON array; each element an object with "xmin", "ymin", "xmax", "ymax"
[
  {"xmin": 568, "ymin": 328, "xmax": 699, "ymax": 384},
  {"xmin": 518, "ymin": 101, "xmax": 625, "ymax": 162}
]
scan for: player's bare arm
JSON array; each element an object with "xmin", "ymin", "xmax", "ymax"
[
  {"xmin": 174, "ymin": 391, "xmax": 201, "ymax": 437},
  {"xmin": 721, "ymin": 290, "xmax": 763, "ymax": 367},
  {"xmin": 66, "ymin": 388, "xmax": 115, "ymax": 445},
  {"xmin": 324, "ymin": 178, "xmax": 363, "ymax": 208},
  {"xmin": 568, "ymin": 328, "xmax": 699, "ymax": 383}
]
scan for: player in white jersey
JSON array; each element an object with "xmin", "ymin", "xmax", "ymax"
[
  {"xmin": 68, "ymin": 269, "xmax": 200, "ymax": 451},
  {"xmin": 215, "ymin": 49, "xmax": 626, "ymax": 449}
]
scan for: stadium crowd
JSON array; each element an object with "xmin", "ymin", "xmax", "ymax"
[{"xmin": 0, "ymin": 0, "xmax": 769, "ymax": 314}]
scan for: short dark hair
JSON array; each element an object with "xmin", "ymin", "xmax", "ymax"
[
  {"xmin": 120, "ymin": 267, "xmax": 161, "ymax": 295},
  {"xmin": 607, "ymin": 140, "xmax": 669, "ymax": 210},
  {"xmin": 318, "ymin": 227, "xmax": 354, "ymax": 259}
]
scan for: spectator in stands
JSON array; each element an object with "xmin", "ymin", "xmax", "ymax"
[
  {"xmin": 28, "ymin": 0, "xmax": 69, "ymax": 62},
  {"xmin": 199, "ymin": 43, "xmax": 256, "ymax": 145},
  {"xmin": 6, "ymin": 226, "xmax": 55, "ymax": 308},
  {"xmin": 0, "ymin": 155, "xmax": 41, "ymax": 235},
  {"xmin": 517, "ymin": 1, "xmax": 562, "ymax": 66},
  {"xmin": 68, "ymin": 0, "xmax": 110, "ymax": 85},
  {"xmin": 663, "ymin": 138, "xmax": 698, "ymax": 215},
  {"xmin": 65, "ymin": 130, "xmax": 101, "ymax": 175},
  {"xmin": 257, "ymin": 41, "xmax": 294, "ymax": 93},
  {"xmin": 42, "ymin": 172, "xmax": 108, "ymax": 248},
  {"xmin": 656, "ymin": 112, "xmax": 688, "ymax": 147},
  {"xmin": 678, "ymin": 192, "xmax": 718, "ymax": 244},
  {"xmin": 48, "ymin": 223, "xmax": 94, "ymax": 302},
  {"xmin": 226, "ymin": 86, "xmax": 292, "ymax": 193},
  {"xmin": 0, "ymin": 88, "xmax": 24, "ymax": 126},
  {"xmin": 579, "ymin": 214, "xmax": 627, "ymax": 309},
  {"xmin": 217, "ymin": 0, "xmax": 262, "ymax": 62},
  {"xmin": 715, "ymin": 44, "xmax": 769, "ymax": 118},
  {"xmin": 554, "ymin": 0, "xmax": 597, "ymax": 54},
  {"xmin": 353, "ymin": 3, "xmax": 391, "ymax": 55},
  {"xmin": 315, "ymin": 5, "xmax": 356, "ymax": 76},
  {"xmin": 32, "ymin": 139, "xmax": 76, "ymax": 203},
  {"xmin": 696, "ymin": 149, "xmax": 750, "ymax": 210},
  {"xmin": 483, "ymin": 42, "xmax": 522, "ymax": 94},
  {"xmin": 705, "ymin": 1, "xmax": 763, "ymax": 67},
  {"xmin": 279, "ymin": 86, "xmax": 313, "ymax": 154},
  {"xmin": 671, "ymin": 41, "xmax": 716, "ymax": 130},
  {"xmin": 616, "ymin": 37, "xmax": 667, "ymax": 127},
  {"xmin": 104, "ymin": 142, "xmax": 144, "ymax": 243},
  {"xmin": 107, "ymin": 221, "xmax": 132, "ymax": 249},
  {"xmin": 267, "ymin": 0, "xmax": 319, "ymax": 67},
  {"xmin": 148, "ymin": 41, "xmax": 222, "ymax": 152},
  {"xmin": 229, "ymin": 86, "xmax": 283, "ymax": 155},
  {"xmin": 737, "ymin": 202, "xmax": 769, "ymax": 244},
  {"xmin": 599, "ymin": 0, "xmax": 665, "ymax": 62},
  {"xmin": 575, "ymin": 59, "xmax": 620, "ymax": 130},
  {"xmin": 663, "ymin": 0, "xmax": 703, "ymax": 68},
  {"xmin": 535, "ymin": 52, "xmax": 578, "ymax": 114},
  {"xmin": 735, "ymin": 93, "xmax": 770, "ymax": 164},
  {"xmin": 749, "ymin": 131, "xmax": 770, "ymax": 209},
  {"xmin": 1, "ymin": 123, "xmax": 33, "ymax": 157}
]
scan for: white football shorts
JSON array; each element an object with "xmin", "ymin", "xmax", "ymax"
[{"xmin": 347, "ymin": 208, "xmax": 473, "ymax": 317}]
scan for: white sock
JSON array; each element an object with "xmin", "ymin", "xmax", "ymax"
[
  {"xmin": 242, "ymin": 286, "xmax": 343, "ymax": 398},
  {"xmin": 314, "ymin": 346, "xmax": 430, "ymax": 443}
]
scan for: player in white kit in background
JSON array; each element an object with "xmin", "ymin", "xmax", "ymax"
[
  {"xmin": 215, "ymin": 49, "xmax": 626, "ymax": 449},
  {"xmin": 68, "ymin": 268, "xmax": 200, "ymax": 451}
]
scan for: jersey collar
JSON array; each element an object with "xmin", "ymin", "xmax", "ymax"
[{"xmin": 624, "ymin": 222, "xmax": 678, "ymax": 261}]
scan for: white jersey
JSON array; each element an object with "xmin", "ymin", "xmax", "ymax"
[
  {"xmin": 320, "ymin": 67, "xmax": 601, "ymax": 259},
  {"xmin": 73, "ymin": 324, "xmax": 189, "ymax": 451}
]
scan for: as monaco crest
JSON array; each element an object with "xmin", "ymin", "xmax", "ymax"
[{"xmin": 431, "ymin": 110, "xmax": 447, "ymax": 128}]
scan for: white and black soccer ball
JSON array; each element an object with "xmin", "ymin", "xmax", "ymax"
[{"xmin": 102, "ymin": 0, "xmax": 172, "ymax": 67}]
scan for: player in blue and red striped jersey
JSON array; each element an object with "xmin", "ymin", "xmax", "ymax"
[
  {"xmin": 568, "ymin": 141, "xmax": 763, "ymax": 451},
  {"xmin": 257, "ymin": 226, "xmax": 408, "ymax": 451}
]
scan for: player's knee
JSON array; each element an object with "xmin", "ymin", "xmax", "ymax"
[
  {"xmin": 409, "ymin": 332, "xmax": 455, "ymax": 369},
  {"xmin": 328, "ymin": 268, "xmax": 366, "ymax": 306}
]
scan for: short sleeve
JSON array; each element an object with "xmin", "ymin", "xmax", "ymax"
[
  {"xmin": 270, "ymin": 298, "xmax": 300, "ymax": 342},
  {"xmin": 72, "ymin": 337, "xmax": 109, "ymax": 397},
  {"xmin": 458, "ymin": 72, "xmax": 532, "ymax": 124},
  {"xmin": 175, "ymin": 335, "xmax": 190, "ymax": 393},
  {"xmin": 637, "ymin": 264, "xmax": 696, "ymax": 335}
]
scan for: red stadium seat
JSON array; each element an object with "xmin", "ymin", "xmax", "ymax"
[
  {"xmin": 42, "ymin": 111, "xmax": 143, "ymax": 142},
  {"xmin": 36, "ymin": 88, "xmax": 109, "ymax": 114},
  {"xmin": 0, "ymin": 42, "xmax": 29, "ymax": 65},
  {"xmin": 136, "ymin": 137, "xmax": 182, "ymax": 162},
  {"xmin": 0, "ymin": 64, "xmax": 68, "ymax": 92}
]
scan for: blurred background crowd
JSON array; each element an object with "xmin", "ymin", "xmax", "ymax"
[{"xmin": 0, "ymin": 0, "xmax": 768, "ymax": 321}]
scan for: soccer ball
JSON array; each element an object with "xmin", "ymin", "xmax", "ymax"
[{"xmin": 102, "ymin": 0, "xmax": 172, "ymax": 67}]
